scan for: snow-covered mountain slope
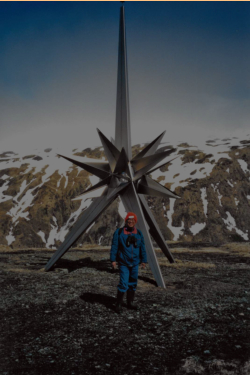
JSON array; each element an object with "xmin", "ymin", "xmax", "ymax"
[{"xmin": 0, "ymin": 134, "xmax": 250, "ymax": 248}]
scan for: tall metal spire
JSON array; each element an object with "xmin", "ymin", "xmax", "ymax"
[
  {"xmin": 44, "ymin": 6, "xmax": 181, "ymax": 289},
  {"xmin": 115, "ymin": 6, "xmax": 132, "ymax": 160}
]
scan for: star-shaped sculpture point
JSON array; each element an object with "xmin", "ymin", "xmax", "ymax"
[{"xmin": 58, "ymin": 128, "xmax": 180, "ymax": 204}]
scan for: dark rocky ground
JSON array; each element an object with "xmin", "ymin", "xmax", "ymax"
[{"xmin": 0, "ymin": 243, "xmax": 250, "ymax": 375}]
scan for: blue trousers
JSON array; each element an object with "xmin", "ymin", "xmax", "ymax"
[{"xmin": 118, "ymin": 264, "xmax": 139, "ymax": 293}]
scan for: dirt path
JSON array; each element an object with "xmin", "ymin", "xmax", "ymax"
[{"xmin": 0, "ymin": 244, "xmax": 250, "ymax": 374}]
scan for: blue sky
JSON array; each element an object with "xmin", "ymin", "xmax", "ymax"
[{"xmin": 0, "ymin": 1, "xmax": 249, "ymax": 153}]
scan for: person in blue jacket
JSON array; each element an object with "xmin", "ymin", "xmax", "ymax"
[{"xmin": 110, "ymin": 212, "xmax": 147, "ymax": 313}]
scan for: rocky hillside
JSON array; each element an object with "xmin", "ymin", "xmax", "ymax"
[{"xmin": 0, "ymin": 135, "xmax": 250, "ymax": 248}]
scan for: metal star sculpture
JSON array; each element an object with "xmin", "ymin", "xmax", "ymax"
[{"xmin": 45, "ymin": 6, "xmax": 180, "ymax": 288}]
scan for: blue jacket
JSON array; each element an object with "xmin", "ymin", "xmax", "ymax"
[{"xmin": 110, "ymin": 227, "xmax": 147, "ymax": 266}]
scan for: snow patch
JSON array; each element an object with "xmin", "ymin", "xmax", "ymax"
[
  {"xmin": 222, "ymin": 211, "xmax": 248, "ymax": 240},
  {"xmin": 200, "ymin": 187, "xmax": 207, "ymax": 216},
  {"xmin": 52, "ymin": 216, "xmax": 58, "ymax": 227},
  {"xmin": 7, "ymin": 178, "xmax": 39, "ymax": 223},
  {"xmin": 235, "ymin": 228, "xmax": 248, "ymax": 240},
  {"xmin": 217, "ymin": 190, "xmax": 223, "ymax": 207},
  {"xmin": 64, "ymin": 174, "xmax": 69, "ymax": 189},
  {"xmin": 57, "ymin": 176, "xmax": 62, "ymax": 188},
  {"xmin": 0, "ymin": 180, "xmax": 10, "ymax": 202},
  {"xmin": 18, "ymin": 180, "xmax": 27, "ymax": 197},
  {"xmin": 227, "ymin": 180, "xmax": 234, "ymax": 187},
  {"xmin": 189, "ymin": 222, "xmax": 206, "ymax": 235},
  {"xmin": 38, "ymin": 231, "xmax": 46, "ymax": 243},
  {"xmin": 6, "ymin": 231, "xmax": 15, "ymax": 246},
  {"xmin": 222, "ymin": 211, "xmax": 235, "ymax": 230},
  {"xmin": 238, "ymin": 159, "xmax": 248, "ymax": 174},
  {"xmin": 0, "ymin": 174, "xmax": 9, "ymax": 180},
  {"xmin": 166, "ymin": 199, "xmax": 184, "ymax": 241},
  {"xmin": 47, "ymin": 216, "xmax": 59, "ymax": 248},
  {"xmin": 211, "ymin": 183, "xmax": 223, "ymax": 206}
]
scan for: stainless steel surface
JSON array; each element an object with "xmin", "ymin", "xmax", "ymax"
[
  {"xmin": 73, "ymin": 176, "xmax": 112, "ymax": 198},
  {"xmin": 132, "ymin": 131, "xmax": 166, "ymax": 160},
  {"xmin": 57, "ymin": 154, "xmax": 110, "ymax": 179},
  {"xmin": 113, "ymin": 147, "xmax": 129, "ymax": 175},
  {"xmin": 115, "ymin": 6, "xmax": 132, "ymax": 160},
  {"xmin": 132, "ymin": 150, "xmax": 175, "ymax": 181},
  {"xmin": 146, "ymin": 157, "xmax": 178, "ymax": 175},
  {"xmin": 138, "ymin": 175, "xmax": 180, "ymax": 199},
  {"xmin": 139, "ymin": 195, "xmax": 175, "ymax": 263},
  {"xmin": 97, "ymin": 129, "xmax": 120, "ymax": 172}
]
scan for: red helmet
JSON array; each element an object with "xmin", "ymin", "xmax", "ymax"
[{"xmin": 125, "ymin": 212, "xmax": 137, "ymax": 224}]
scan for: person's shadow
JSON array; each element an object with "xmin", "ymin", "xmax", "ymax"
[{"xmin": 80, "ymin": 292, "xmax": 118, "ymax": 312}]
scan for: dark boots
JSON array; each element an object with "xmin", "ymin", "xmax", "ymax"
[
  {"xmin": 115, "ymin": 290, "xmax": 125, "ymax": 314},
  {"xmin": 127, "ymin": 290, "xmax": 138, "ymax": 310},
  {"xmin": 115, "ymin": 290, "xmax": 138, "ymax": 313}
]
